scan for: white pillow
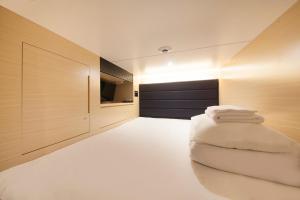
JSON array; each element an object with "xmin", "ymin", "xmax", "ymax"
[{"xmin": 190, "ymin": 114, "xmax": 300, "ymax": 154}]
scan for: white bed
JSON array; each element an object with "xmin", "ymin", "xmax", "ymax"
[{"xmin": 0, "ymin": 117, "xmax": 299, "ymax": 200}]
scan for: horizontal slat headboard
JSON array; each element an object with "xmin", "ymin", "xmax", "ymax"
[{"xmin": 139, "ymin": 79, "xmax": 219, "ymax": 119}]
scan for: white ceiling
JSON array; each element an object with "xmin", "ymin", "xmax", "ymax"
[{"xmin": 0, "ymin": 0, "xmax": 296, "ymax": 80}]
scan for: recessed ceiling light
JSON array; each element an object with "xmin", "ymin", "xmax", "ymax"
[
  {"xmin": 158, "ymin": 46, "xmax": 172, "ymax": 54},
  {"xmin": 167, "ymin": 61, "xmax": 173, "ymax": 66}
]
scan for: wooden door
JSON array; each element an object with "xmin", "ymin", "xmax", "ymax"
[{"xmin": 22, "ymin": 43, "xmax": 89, "ymax": 154}]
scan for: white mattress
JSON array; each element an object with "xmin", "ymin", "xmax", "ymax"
[
  {"xmin": 0, "ymin": 118, "xmax": 222, "ymax": 200},
  {"xmin": 190, "ymin": 142, "xmax": 300, "ymax": 187},
  {"xmin": 0, "ymin": 117, "xmax": 299, "ymax": 200}
]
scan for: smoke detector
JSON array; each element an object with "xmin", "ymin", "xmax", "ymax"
[{"xmin": 158, "ymin": 46, "xmax": 172, "ymax": 54}]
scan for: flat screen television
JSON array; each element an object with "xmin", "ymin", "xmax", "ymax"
[
  {"xmin": 100, "ymin": 72, "xmax": 133, "ymax": 104},
  {"xmin": 101, "ymin": 80, "xmax": 116, "ymax": 101}
]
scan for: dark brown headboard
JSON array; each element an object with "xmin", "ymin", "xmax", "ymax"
[{"xmin": 139, "ymin": 79, "xmax": 219, "ymax": 119}]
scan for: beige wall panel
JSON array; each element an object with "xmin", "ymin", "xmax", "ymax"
[
  {"xmin": 0, "ymin": 6, "xmax": 96, "ymax": 67},
  {"xmin": 220, "ymin": 2, "xmax": 300, "ymax": 142},
  {"xmin": 22, "ymin": 43, "xmax": 90, "ymax": 153},
  {"xmin": 0, "ymin": 21, "xmax": 22, "ymax": 163},
  {"xmin": 0, "ymin": 5, "xmax": 138, "ymax": 170},
  {"xmin": 93, "ymin": 105, "xmax": 135, "ymax": 130}
]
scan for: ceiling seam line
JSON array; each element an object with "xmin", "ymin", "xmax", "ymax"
[{"xmin": 112, "ymin": 40, "xmax": 250, "ymax": 62}]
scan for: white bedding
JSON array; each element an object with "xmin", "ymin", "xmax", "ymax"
[
  {"xmin": 0, "ymin": 118, "xmax": 222, "ymax": 200},
  {"xmin": 190, "ymin": 142, "xmax": 300, "ymax": 187},
  {"xmin": 190, "ymin": 114, "xmax": 300, "ymax": 154},
  {"xmin": 0, "ymin": 117, "xmax": 299, "ymax": 200},
  {"xmin": 191, "ymin": 162, "xmax": 300, "ymax": 200}
]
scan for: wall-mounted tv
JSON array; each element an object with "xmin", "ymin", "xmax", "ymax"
[
  {"xmin": 101, "ymin": 80, "xmax": 116, "ymax": 102},
  {"xmin": 100, "ymin": 77, "xmax": 133, "ymax": 103},
  {"xmin": 100, "ymin": 57, "xmax": 133, "ymax": 104}
]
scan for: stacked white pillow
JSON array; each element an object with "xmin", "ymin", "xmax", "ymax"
[
  {"xmin": 190, "ymin": 114, "xmax": 300, "ymax": 154},
  {"xmin": 190, "ymin": 105, "xmax": 300, "ymax": 187}
]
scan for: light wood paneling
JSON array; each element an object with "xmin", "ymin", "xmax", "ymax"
[
  {"xmin": 0, "ymin": 32, "xmax": 22, "ymax": 165},
  {"xmin": 22, "ymin": 43, "xmax": 89, "ymax": 154},
  {"xmin": 0, "ymin": 5, "xmax": 139, "ymax": 170},
  {"xmin": 220, "ymin": 1, "xmax": 300, "ymax": 142}
]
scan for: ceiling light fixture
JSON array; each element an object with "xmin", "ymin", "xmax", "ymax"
[{"xmin": 158, "ymin": 46, "xmax": 172, "ymax": 54}]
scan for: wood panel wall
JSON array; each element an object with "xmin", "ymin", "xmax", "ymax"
[
  {"xmin": 0, "ymin": 6, "xmax": 138, "ymax": 170},
  {"xmin": 220, "ymin": 1, "xmax": 300, "ymax": 142},
  {"xmin": 22, "ymin": 43, "xmax": 90, "ymax": 154}
]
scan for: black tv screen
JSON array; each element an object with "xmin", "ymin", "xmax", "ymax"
[{"xmin": 101, "ymin": 80, "xmax": 116, "ymax": 101}]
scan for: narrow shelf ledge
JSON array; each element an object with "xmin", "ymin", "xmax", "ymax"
[{"xmin": 100, "ymin": 102, "xmax": 134, "ymax": 108}]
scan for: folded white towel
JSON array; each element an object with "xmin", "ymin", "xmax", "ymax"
[
  {"xmin": 206, "ymin": 105, "xmax": 257, "ymax": 115},
  {"xmin": 205, "ymin": 110, "xmax": 264, "ymax": 124},
  {"xmin": 205, "ymin": 105, "xmax": 264, "ymax": 124}
]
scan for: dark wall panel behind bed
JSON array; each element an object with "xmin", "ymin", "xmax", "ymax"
[{"xmin": 139, "ymin": 79, "xmax": 219, "ymax": 119}]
